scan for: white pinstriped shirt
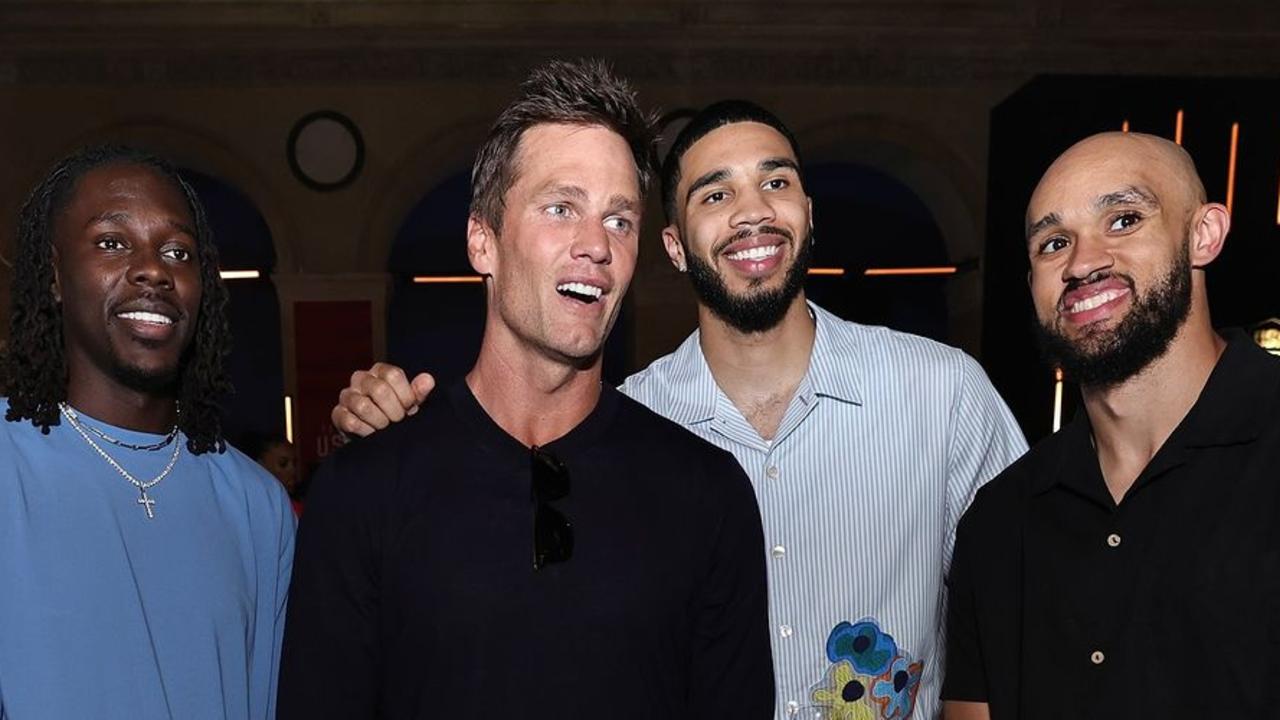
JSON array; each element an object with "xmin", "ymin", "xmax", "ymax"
[{"xmin": 620, "ymin": 302, "xmax": 1027, "ymax": 719}]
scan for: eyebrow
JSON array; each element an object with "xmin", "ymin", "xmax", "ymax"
[
  {"xmin": 85, "ymin": 211, "xmax": 196, "ymax": 238},
  {"xmin": 85, "ymin": 210, "xmax": 131, "ymax": 228},
  {"xmin": 536, "ymin": 183, "xmax": 588, "ymax": 202},
  {"xmin": 1093, "ymin": 185, "xmax": 1160, "ymax": 212},
  {"xmin": 760, "ymin": 157, "xmax": 800, "ymax": 174},
  {"xmin": 1025, "ymin": 212, "xmax": 1061, "ymax": 239},
  {"xmin": 684, "ymin": 168, "xmax": 729, "ymax": 207},
  {"xmin": 606, "ymin": 194, "xmax": 639, "ymax": 215},
  {"xmin": 536, "ymin": 184, "xmax": 638, "ymax": 215}
]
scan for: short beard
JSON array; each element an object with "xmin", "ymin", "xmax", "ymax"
[
  {"xmin": 684, "ymin": 226, "xmax": 812, "ymax": 334},
  {"xmin": 111, "ymin": 340, "xmax": 184, "ymax": 396},
  {"xmin": 1035, "ymin": 245, "xmax": 1192, "ymax": 389}
]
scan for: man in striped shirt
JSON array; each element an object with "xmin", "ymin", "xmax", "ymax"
[{"xmin": 334, "ymin": 100, "xmax": 1027, "ymax": 719}]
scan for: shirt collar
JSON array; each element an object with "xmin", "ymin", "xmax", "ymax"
[
  {"xmin": 654, "ymin": 301, "xmax": 865, "ymax": 425},
  {"xmin": 805, "ymin": 301, "xmax": 865, "ymax": 406},
  {"xmin": 657, "ymin": 330, "xmax": 721, "ymax": 426},
  {"xmin": 1031, "ymin": 329, "xmax": 1280, "ymax": 497}
]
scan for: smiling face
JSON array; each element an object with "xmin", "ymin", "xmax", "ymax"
[
  {"xmin": 52, "ymin": 162, "xmax": 202, "ymax": 397},
  {"xmin": 1025, "ymin": 133, "xmax": 1209, "ymax": 386},
  {"xmin": 663, "ymin": 121, "xmax": 813, "ymax": 334},
  {"xmin": 468, "ymin": 122, "xmax": 641, "ymax": 365}
]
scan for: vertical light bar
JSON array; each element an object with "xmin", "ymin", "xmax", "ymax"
[
  {"xmin": 284, "ymin": 395, "xmax": 294, "ymax": 444},
  {"xmin": 1226, "ymin": 122, "xmax": 1240, "ymax": 215},
  {"xmin": 1275, "ymin": 168, "xmax": 1280, "ymax": 226},
  {"xmin": 1052, "ymin": 368, "xmax": 1064, "ymax": 433},
  {"xmin": 1174, "ymin": 109, "xmax": 1184, "ymax": 146},
  {"xmin": 1121, "ymin": 120, "xmax": 1130, "ymax": 133}
]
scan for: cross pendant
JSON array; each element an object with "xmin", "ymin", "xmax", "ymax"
[{"xmin": 137, "ymin": 491, "xmax": 157, "ymax": 519}]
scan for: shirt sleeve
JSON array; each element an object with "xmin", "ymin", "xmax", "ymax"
[
  {"xmin": 688, "ymin": 455, "xmax": 775, "ymax": 719},
  {"xmin": 277, "ymin": 446, "xmax": 385, "ymax": 719},
  {"xmin": 944, "ymin": 355, "xmax": 1027, "ymax": 574},
  {"xmin": 941, "ymin": 511, "xmax": 988, "ymax": 702},
  {"xmin": 255, "ymin": 484, "xmax": 296, "ymax": 719}
]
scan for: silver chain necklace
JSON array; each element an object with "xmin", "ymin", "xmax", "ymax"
[
  {"xmin": 58, "ymin": 402, "xmax": 181, "ymax": 520},
  {"xmin": 59, "ymin": 402, "xmax": 180, "ymax": 451}
]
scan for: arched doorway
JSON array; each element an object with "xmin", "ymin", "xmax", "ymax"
[
  {"xmin": 182, "ymin": 170, "xmax": 285, "ymax": 446},
  {"xmin": 804, "ymin": 162, "xmax": 952, "ymax": 342}
]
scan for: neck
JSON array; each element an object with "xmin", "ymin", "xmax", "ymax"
[
  {"xmin": 64, "ymin": 376, "xmax": 178, "ymax": 434},
  {"xmin": 696, "ymin": 293, "xmax": 815, "ymax": 438},
  {"xmin": 1081, "ymin": 308, "xmax": 1224, "ymax": 503},
  {"xmin": 466, "ymin": 325, "xmax": 603, "ymax": 448}
]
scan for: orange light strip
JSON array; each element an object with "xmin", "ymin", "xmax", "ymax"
[
  {"xmin": 219, "ymin": 270, "xmax": 261, "ymax": 280},
  {"xmin": 284, "ymin": 395, "xmax": 294, "ymax": 444},
  {"xmin": 807, "ymin": 267, "xmax": 846, "ymax": 276},
  {"xmin": 863, "ymin": 266, "xmax": 958, "ymax": 277},
  {"xmin": 1052, "ymin": 368, "xmax": 1064, "ymax": 433},
  {"xmin": 412, "ymin": 275, "xmax": 484, "ymax": 284},
  {"xmin": 1226, "ymin": 122, "xmax": 1239, "ymax": 214},
  {"xmin": 1174, "ymin": 110, "xmax": 1184, "ymax": 146},
  {"xmin": 1121, "ymin": 120, "xmax": 1130, "ymax": 133}
]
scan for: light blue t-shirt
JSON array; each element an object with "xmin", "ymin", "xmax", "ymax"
[{"xmin": 0, "ymin": 399, "xmax": 295, "ymax": 720}]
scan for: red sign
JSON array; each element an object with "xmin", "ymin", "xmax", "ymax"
[{"xmin": 294, "ymin": 300, "xmax": 373, "ymax": 481}]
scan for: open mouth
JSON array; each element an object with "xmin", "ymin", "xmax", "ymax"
[
  {"xmin": 724, "ymin": 244, "xmax": 781, "ymax": 262},
  {"xmin": 116, "ymin": 310, "xmax": 174, "ymax": 326},
  {"xmin": 1065, "ymin": 288, "xmax": 1128, "ymax": 314},
  {"xmin": 556, "ymin": 281, "xmax": 603, "ymax": 304}
]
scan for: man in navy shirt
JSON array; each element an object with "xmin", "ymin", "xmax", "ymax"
[
  {"xmin": 943, "ymin": 133, "xmax": 1280, "ymax": 718},
  {"xmin": 277, "ymin": 59, "xmax": 774, "ymax": 719}
]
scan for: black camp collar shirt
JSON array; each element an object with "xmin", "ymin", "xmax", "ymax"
[{"xmin": 944, "ymin": 331, "xmax": 1280, "ymax": 719}]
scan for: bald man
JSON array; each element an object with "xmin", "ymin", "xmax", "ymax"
[{"xmin": 942, "ymin": 133, "xmax": 1280, "ymax": 719}]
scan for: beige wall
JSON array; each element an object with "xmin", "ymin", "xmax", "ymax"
[{"xmin": 3, "ymin": 0, "xmax": 1279, "ymax": 384}]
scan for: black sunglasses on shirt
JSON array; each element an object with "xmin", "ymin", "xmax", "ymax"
[{"xmin": 531, "ymin": 445, "xmax": 573, "ymax": 571}]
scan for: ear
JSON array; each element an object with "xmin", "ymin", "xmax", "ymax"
[
  {"xmin": 50, "ymin": 243, "xmax": 63, "ymax": 303},
  {"xmin": 1189, "ymin": 203, "xmax": 1230, "ymax": 269},
  {"xmin": 661, "ymin": 224, "xmax": 687, "ymax": 272},
  {"xmin": 466, "ymin": 215, "xmax": 497, "ymax": 276}
]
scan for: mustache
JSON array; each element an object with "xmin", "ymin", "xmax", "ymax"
[{"xmin": 712, "ymin": 225, "xmax": 794, "ymax": 255}]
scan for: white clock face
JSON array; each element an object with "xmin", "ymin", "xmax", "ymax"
[{"xmin": 289, "ymin": 111, "xmax": 364, "ymax": 191}]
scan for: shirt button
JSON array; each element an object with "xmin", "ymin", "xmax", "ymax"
[
  {"xmin": 1106, "ymin": 533, "xmax": 1122, "ymax": 548},
  {"xmin": 766, "ymin": 465, "xmax": 779, "ymax": 479},
  {"xmin": 779, "ymin": 624, "xmax": 793, "ymax": 638},
  {"xmin": 785, "ymin": 700, "xmax": 800, "ymax": 716},
  {"xmin": 1091, "ymin": 650, "xmax": 1105, "ymax": 665},
  {"xmin": 771, "ymin": 544, "xmax": 786, "ymax": 559}
]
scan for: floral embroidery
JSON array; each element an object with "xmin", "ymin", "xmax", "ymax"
[
  {"xmin": 826, "ymin": 619, "xmax": 897, "ymax": 675},
  {"xmin": 810, "ymin": 661, "xmax": 879, "ymax": 720},
  {"xmin": 811, "ymin": 618, "xmax": 925, "ymax": 719},
  {"xmin": 871, "ymin": 655, "xmax": 923, "ymax": 719}
]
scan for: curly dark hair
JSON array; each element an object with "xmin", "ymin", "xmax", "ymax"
[{"xmin": 1, "ymin": 145, "xmax": 232, "ymax": 454}]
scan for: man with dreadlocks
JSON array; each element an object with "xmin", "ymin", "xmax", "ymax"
[{"xmin": 0, "ymin": 145, "xmax": 294, "ymax": 719}]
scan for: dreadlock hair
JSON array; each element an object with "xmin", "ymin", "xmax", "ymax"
[
  {"xmin": 470, "ymin": 58, "xmax": 660, "ymax": 234},
  {"xmin": 1, "ymin": 144, "xmax": 233, "ymax": 454}
]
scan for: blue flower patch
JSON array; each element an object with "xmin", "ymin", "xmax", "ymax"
[{"xmin": 825, "ymin": 619, "xmax": 898, "ymax": 676}]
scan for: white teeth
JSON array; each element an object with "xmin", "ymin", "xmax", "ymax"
[
  {"xmin": 117, "ymin": 311, "xmax": 173, "ymax": 325},
  {"xmin": 556, "ymin": 282, "xmax": 603, "ymax": 299},
  {"xmin": 726, "ymin": 244, "xmax": 780, "ymax": 262},
  {"xmin": 1069, "ymin": 289, "xmax": 1126, "ymax": 314}
]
